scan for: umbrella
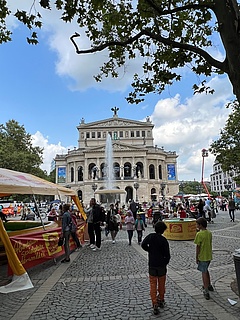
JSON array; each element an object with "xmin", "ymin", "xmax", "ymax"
[{"xmin": 49, "ymin": 199, "xmax": 61, "ymax": 204}]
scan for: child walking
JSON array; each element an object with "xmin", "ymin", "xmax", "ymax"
[
  {"xmin": 141, "ymin": 221, "xmax": 170, "ymax": 315},
  {"xmin": 135, "ymin": 213, "xmax": 145, "ymax": 244},
  {"xmin": 194, "ymin": 217, "xmax": 213, "ymax": 300},
  {"xmin": 124, "ymin": 210, "xmax": 135, "ymax": 245}
]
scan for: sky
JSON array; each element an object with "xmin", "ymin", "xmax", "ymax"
[{"xmin": 0, "ymin": 2, "xmax": 234, "ymax": 182}]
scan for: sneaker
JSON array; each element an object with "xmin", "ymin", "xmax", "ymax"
[
  {"xmin": 202, "ymin": 285, "xmax": 214, "ymax": 292},
  {"xmin": 203, "ymin": 290, "xmax": 210, "ymax": 300},
  {"xmin": 61, "ymin": 258, "xmax": 70, "ymax": 263},
  {"xmin": 112, "ymin": 240, "xmax": 115, "ymax": 244},
  {"xmin": 158, "ymin": 300, "xmax": 165, "ymax": 308},
  {"xmin": 90, "ymin": 244, "xmax": 95, "ymax": 249},
  {"xmin": 153, "ymin": 305, "xmax": 160, "ymax": 315},
  {"xmin": 208, "ymin": 285, "xmax": 214, "ymax": 292},
  {"xmin": 93, "ymin": 247, "xmax": 101, "ymax": 251}
]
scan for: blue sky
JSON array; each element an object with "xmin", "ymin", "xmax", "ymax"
[{"xmin": 0, "ymin": 2, "xmax": 234, "ymax": 181}]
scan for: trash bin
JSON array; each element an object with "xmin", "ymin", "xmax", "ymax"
[{"xmin": 233, "ymin": 251, "xmax": 240, "ymax": 296}]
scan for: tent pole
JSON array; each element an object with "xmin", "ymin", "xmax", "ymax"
[{"xmin": 32, "ymin": 194, "xmax": 46, "ymax": 230}]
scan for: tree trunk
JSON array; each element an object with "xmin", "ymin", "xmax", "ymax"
[{"xmin": 214, "ymin": 0, "xmax": 240, "ymax": 103}]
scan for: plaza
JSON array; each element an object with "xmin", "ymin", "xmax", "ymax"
[{"xmin": 0, "ymin": 209, "xmax": 239, "ymax": 320}]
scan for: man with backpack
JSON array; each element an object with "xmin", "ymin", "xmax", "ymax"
[{"xmin": 85, "ymin": 198, "xmax": 105, "ymax": 251}]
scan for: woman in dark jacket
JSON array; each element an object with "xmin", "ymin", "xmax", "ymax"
[
  {"xmin": 61, "ymin": 203, "xmax": 72, "ymax": 263},
  {"xmin": 106, "ymin": 203, "xmax": 119, "ymax": 244},
  {"xmin": 197, "ymin": 199, "xmax": 205, "ymax": 218}
]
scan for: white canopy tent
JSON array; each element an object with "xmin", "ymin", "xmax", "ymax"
[{"xmin": 0, "ymin": 168, "xmax": 86, "ymax": 293}]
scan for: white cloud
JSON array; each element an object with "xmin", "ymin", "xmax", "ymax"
[
  {"xmin": 150, "ymin": 76, "xmax": 233, "ymax": 181},
  {"xmin": 31, "ymin": 131, "xmax": 69, "ymax": 173}
]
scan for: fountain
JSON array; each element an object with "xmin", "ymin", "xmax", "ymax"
[{"xmin": 95, "ymin": 134, "xmax": 126, "ymax": 207}]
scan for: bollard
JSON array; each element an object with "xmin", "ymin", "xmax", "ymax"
[{"xmin": 233, "ymin": 251, "xmax": 240, "ymax": 296}]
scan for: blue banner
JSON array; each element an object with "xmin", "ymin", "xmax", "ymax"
[
  {"xmin": 58, "ymin": 167, "xmax": 66, "ymax": 183},
  {"xmin": 167, "ymin": 164, "xmax": 176, "ymax": 181}
]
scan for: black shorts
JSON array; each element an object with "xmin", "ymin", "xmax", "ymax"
[{"xmin": 149, "ymin": 266, "xmax": 167, "ymax": 277}]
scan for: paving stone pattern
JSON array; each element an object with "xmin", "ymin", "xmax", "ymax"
[{"xmin": 0, "ymin": 210, "xmax": 240, "ymax": 320}]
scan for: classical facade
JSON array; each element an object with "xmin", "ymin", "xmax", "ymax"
[{"xmin": 54, "ymin": 108, "xmax": 179, "ymax": 205}]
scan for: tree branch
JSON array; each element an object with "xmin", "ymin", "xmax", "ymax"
[
  {"xmin": 144, "ymin": 0, "xmax": 214, "ymax": 16},
  {"xmin": 70, "ymin": 31, "xmax": 145, "ymax": 54},
  {"xmin": 70, "ymin": 28, "xmax": 226, "ymax": 72},
  {"xmin": 143, "ymin": 28, "xmax": 226, "ymax": 71}
]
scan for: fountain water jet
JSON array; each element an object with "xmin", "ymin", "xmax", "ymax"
[
  {"xmin": 95, "ymin": 134, "xmax": 126, "ymax": 206},
  {"xmin": 104, "ymin": 134, "xmax": 114, "ymax": 190}
]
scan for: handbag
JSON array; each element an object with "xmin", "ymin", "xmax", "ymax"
[{"xmin": 58, "ymin": 236, "xmax": 64, "ymax": 246}]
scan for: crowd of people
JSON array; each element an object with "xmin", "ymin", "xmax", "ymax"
[{"xmin": 1, "ymin": 195, "xmax": 236, "ymax": 315}]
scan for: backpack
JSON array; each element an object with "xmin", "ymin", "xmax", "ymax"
[
  {"xmin": 69, "ymin": 215, "xmax": 77, "ymax": 232},
  {"xmin": 100, "ymin": 206, "xmax": 106, "ymax": 222}
]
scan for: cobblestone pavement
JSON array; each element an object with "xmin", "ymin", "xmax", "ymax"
[{"xmin": 0, "ymin": 210, "xmax": 240, "ymax": 320}]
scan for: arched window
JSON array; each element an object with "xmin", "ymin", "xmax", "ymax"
[
  {"xmin": 125, "ymin": 186, "xmax": 133, "ymax": 204},
  {"xmin": 88, "ymin": 163, "xmax": 96, "ymax": 179},
  {"xmin": 70, "ymin": 167, "xmax": 74, "ymax": 182},
  {"xmin": 124, "ymin": 162, "xmax": 132, "ymax": 178},
  {"xmin": 114, "ymin": 162, "xmax": 120, "ymax": 178},
  {"xmin": 136, "ymin": 162, "xmax": 144, "ymax": 178},
  {"xmin": 77, "ymin": 166, "xmax": 83, "ymax": 181},
  {"xmin": 149, "ymin": 164, "xmax": 155, "ymax": 179},
  {"xmin": 151, "ymin": 188, "xmax": 157, "ymax": 201},
  {"xmin": 158, "ymin": 165, "xmax": 162, "ymax": 180},
  {"xmin": 100, "ymin": 163, "xmax": 106, "ymax": 178}
]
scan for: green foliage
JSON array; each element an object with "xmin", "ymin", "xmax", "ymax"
[
  {"xmin": 210, "ymin": 100, "xmax": 240, "ymax": 182},
  {"xmin": 180, "ymin": 181, "xmax": 205, "ymax": 195},
  {"xmin": 0, "ymin": 120, "xmax": 45, "ymax": 177},
  {"xmin": 48, "ymin": 168, "xmax": 56, "ymax": 183},
  {"xmin": 1, "ymin": 1, "xmax": 240, "ymax": 103}
]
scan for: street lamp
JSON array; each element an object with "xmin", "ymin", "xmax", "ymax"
[
  {"xmin": 201, "ymin": 148, "xmax": 210, "ymax": 197},
  {"xmin": 133, "ymin": 182, "xmax": 139, "ymax": 202},
  {"xmin": 92, "ymin": 183, "xmax": 97, "ymax": 197},
  {"xmin": 160, "ymin": 182, "xmax": 166, "ymax": 201},
  {"xmin": 201, "ymin": 148, "xmax": 208, "ymax": 182}
]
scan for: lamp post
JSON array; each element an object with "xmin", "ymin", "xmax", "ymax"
[
  {"xmin": 160, "ymin": 182, "xmax": 166, "ymax": 201},
  {"xmin": 92, "ymin": 183, "xmax": 97, "ymax": 198},
  {"xmin": 133, "ymin": 182, "xmax": 139, "ymax": 202},
  {"xmin": 201, "ymin": 148, "xmax": 210, "ymax": 197}
]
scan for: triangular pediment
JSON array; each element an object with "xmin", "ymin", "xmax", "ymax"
[{"xmin": 77, "ymin": 117, "xmax": 153, "ymax": 129}]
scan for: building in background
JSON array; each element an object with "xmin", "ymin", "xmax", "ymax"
[
  {"xmin": 210, "ymin": 160, "xmax": 237, "ymax": 195},
  {"xmin": 54, "ymin": 109, "xmax": 179, "ymax": 205}
]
